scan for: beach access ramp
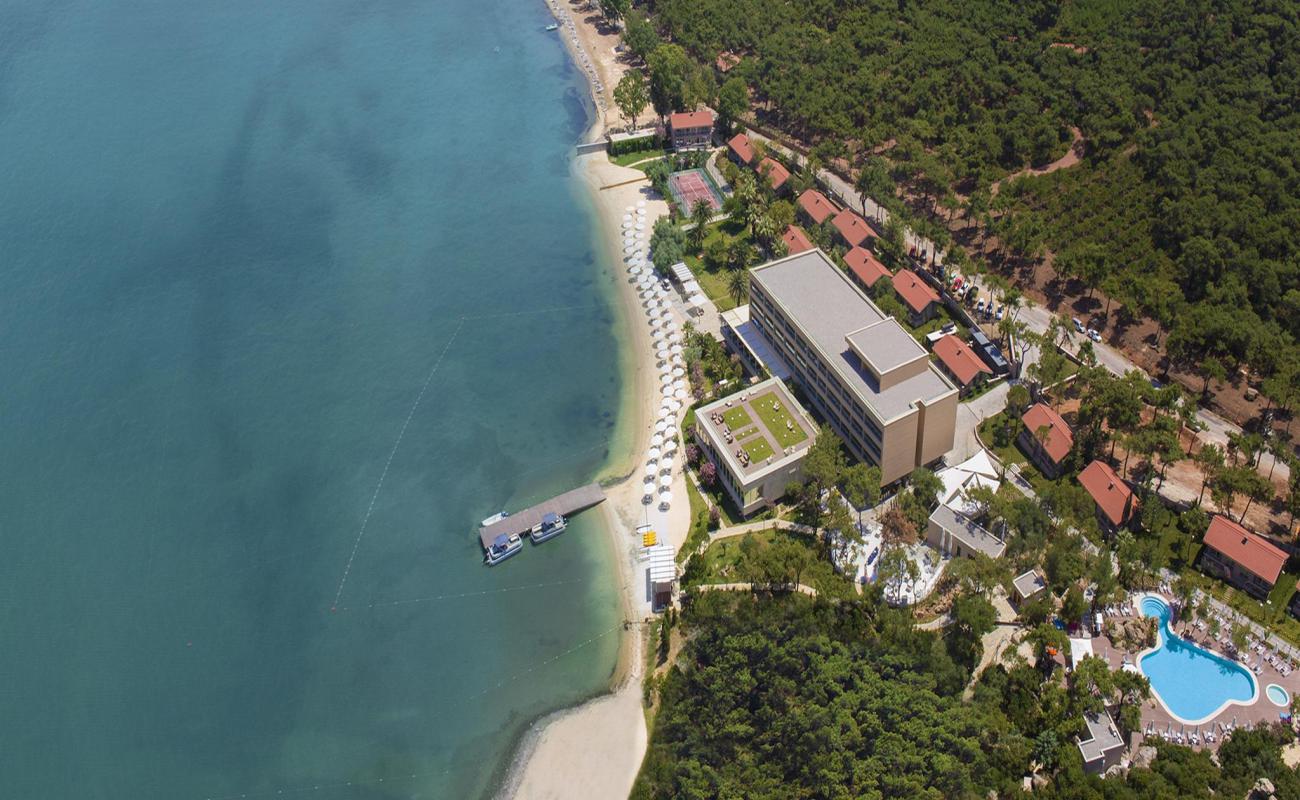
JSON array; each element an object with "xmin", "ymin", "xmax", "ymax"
[{"xmin": 478, "ymin": 483, "xmax": 606, "ymax": 548}]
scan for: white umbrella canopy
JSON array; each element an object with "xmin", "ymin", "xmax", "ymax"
[
  {"xmin": 636, "ymin": 230, "xmax": 648, "ymax": 240},
  {"xmin": 629, "ymin": 266, "xmax": 642, "ymax": 276},
  {"xmin": 654, "ymin": 420, "xmax": 667, "ymax": 434},
  {"xmin": 656, "ymin": 348, "xmax": 669, "ymax": 360},
  {"xmin": 668, "ymin": 331, "xmax": 682, "ymax": 344},
  {"xmin": 672, "ymin": 366, "xmax": 685, "ymax": 377},
  {"xmin": 623, "ymin": 244, "xmax": 637, "ymax": 254},
  {"xmin": 644, "ymin": 462, "xmax": 657, "ymax": 476},
  {"xmin": 660, "ymin": 474, "xmax": 673, "ymax": 488},
  {"xmin": 669, "ymin": 398, "xmax": 683, "ymax": 410},
  {"xmin": 662, "ymin": 449, "xmax": 676, "ymax": 465},
  {"xmin": 648, "ymin": 446, "xmax": 662, "ymax": 459},
  {"xmin": 665, "ymin": 436, "xmax": 679, "ymax": 450},
  {"xmin": 674, "ymin": 388, "xmax": 688, "ymax": 400},
  {"xmin": 671, "ymin": 354, "xmax": 684, "ymax": 365},
  {"xmin": 623, "ymin": 212, "xmax": 633, "ymax": 220},
  {"xmin": 651, "ymin": 433, "xmax": 664, "ymax": 447},
  {"xmin": 644, "ymin": 474, "xmax": 656, "ymax": 487},
  {"xmin": 659, "ymin": 490, "xmax": 673, "ymax": 505},
  {"xmin": 658, "ymin": 363, "xmax": 672, "ymax": 376},
  {"xmin": 670, "ymin": 344, "xmax": 683, "ymax": 355}
]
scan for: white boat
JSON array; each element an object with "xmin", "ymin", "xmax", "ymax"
[
  {"xmin": 485, "ymin": 533, "xmax": 523, "ymax": 565},
  {"xmin": 530, "ymin": 512, "xmax": 568, "ymax": 544},
  {"xmin": 481, "ymin": 510, "xmax": 509, "ymax": 527},
  {"xmin": 544, "ymin": 23, "xmax": 559, "ymax": 31}
]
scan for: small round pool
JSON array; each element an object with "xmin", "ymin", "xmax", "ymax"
[{"xmin": 1267, "ymin": 684, "xmax": 1290, "ymax": 707}]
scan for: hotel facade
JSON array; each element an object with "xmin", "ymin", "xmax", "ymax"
[{"xmin": 741, "ymin": 250, "xmax": 958, "ymax": 484}]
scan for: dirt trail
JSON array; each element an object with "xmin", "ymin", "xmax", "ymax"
[{"xmin": 990, "ymin": 127, "xmax": 1084, "ymax": 194}]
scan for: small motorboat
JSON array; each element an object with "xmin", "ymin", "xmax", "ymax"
[
  {"xmin": 530, "ymin": 512, "xmax": 568, "ymax": 544},
  {"xmin": 481, "ymin": 510, "xmax": 509, "ymax": 527},
  {"xmin": 544, "ymin": 23, "xmax": 559, "ymax": 31}
]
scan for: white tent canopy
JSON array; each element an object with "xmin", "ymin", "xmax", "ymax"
[{"xmin": 669, "ymin": 262, "xmax": 694, "ymax": 284}]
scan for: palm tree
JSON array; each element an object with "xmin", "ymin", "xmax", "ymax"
[
  {"xmin": 689, "ymin": 200, "xmax": 712, "ymax": 250},
  {"xmin": 726, "ymin": 268, "xmax": 749, "ymax": 307},
  {"xmin": 751, "ymin": 214, "xmax": 779, "ymax": 253}
]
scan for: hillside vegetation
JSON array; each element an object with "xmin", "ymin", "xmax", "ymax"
[{"xmin": 646, "ymin": 0, "xmax": 1300, "ymax": 407}]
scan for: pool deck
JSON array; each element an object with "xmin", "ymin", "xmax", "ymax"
[{"xmin": 1086, "ymin": 592, "xmax": 1300, "ymax": 750}]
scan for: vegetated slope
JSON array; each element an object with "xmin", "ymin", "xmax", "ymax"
[
  {"xmin": 632, "ymin": 591, "xmax": 1300, "ymax": 800},
  {"xmin": 653, "ymin": 0, "xmax": 1300, "ymax": 401}
]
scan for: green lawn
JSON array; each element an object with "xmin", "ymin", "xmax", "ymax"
[
  {"xmin": 685, "ymin": 529, "xmax": 854, "ymax": 599},
  {"xmin": 682, "ymin": 219, "xmax": 756, "ymax": 313},
  {"xmin": 904, "ymin": 304, "xmax": 957, "ymax": 342},
  {"xmin": 977, "ymin": 412, "xmax": 1028, "ymax": 468},
  {"xmin": 722, "ymin": 406, "xmax": 753, "ymax": 429},
  {"xmin": 740, "ymin": 434, "xmax": 774, "ymax": 463},
  {"xmin": 750, "ymin": 391, "xmax": 809, "ymax": 448},
  {"xmin": 610, "ymin": 148, "xmax": 668, "ymax": 168}
]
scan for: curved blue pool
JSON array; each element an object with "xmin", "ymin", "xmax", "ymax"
[{"xmin": 1138, "ymin": 595, "xmax": 1257, "ymax": 722}]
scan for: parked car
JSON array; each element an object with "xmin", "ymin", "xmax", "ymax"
[
  {"xmin": 867, "ymin": 547, "xmax": 879, "ymax": 566},
  {"xmin": 951, "ymin": 276, "xmax": 964, "ymax": 292},
  {"xmin": 975, "ymin": 299, "xmax": 985, "ymax": 315},
  {"xmin": 995, "ymin": 305, "xmax": 1005, "ymax": 321},
  {"xmin": 1072, "ymin": 317, "xmax": 1084, "ymax": 333},
  {"xmin": 1087, "ymin": 328, "xmax": 1102, "ymax": 343}
]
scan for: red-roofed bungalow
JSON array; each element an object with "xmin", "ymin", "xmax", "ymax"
[
  {"xmin": 931, "ymin": 335, "xmax": 992, "ymax": 396},
  {"xmin": 757, "ymin": 157, "xmax": 790, "ymax": 194},
  {"xmin": 891, "ymin": 269, "xmax": 940, "ymax": 326},
  {"xmin": 831, "ymin": 208, "xmax": 875, "ymax": 248},
  {"xmin": 781, "ymin": 225, "xmax": 814, "ymax": 255},
  {"xmin": 844, "ymin": 247, "xmax": 890, "ymax": 292},
  {"xmin": 1018, "ymin": 403, "xmax": 1073, "ymax": 478},
  {"xmin": 727, "ymin": 133, "xmax": 755, "ymax": 166},
  {"xmin": 1077, "ymin": 460, "xmax": 1137, "ymax": 534},
  {"xmin": 797, "ymin": 189, "xmax": 837, "ymax": 226},
  {"xmin": 1201, "ymin": 515, "xmax": 1288, "ymax": 599},
  {"xmin": 669, "ymin": 109, "xmax": 714, "ymax": 151}
]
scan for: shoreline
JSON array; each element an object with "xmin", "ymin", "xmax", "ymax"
[{"xmin": 497, "ymin": 3, "xmax": 673, "ymax": 799}]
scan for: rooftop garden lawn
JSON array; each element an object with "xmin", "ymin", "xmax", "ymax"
[
  {"xmin": 732, "ymin": 425, "xmax": 760, "ymax": 441},
  {"xmin": 751, "ymin": 391, "xmax": 809, "ymax": 448},
  {"xmin": 740, "ymin": 434, "xmax": 775, "ymax": 463},
  {"xmin": 682, "ymin": 529, "xmax": 854, "ymax": 600},
  {"xmin": 721, "ymin": 405, "xmax": 753, "ymax": 430}
]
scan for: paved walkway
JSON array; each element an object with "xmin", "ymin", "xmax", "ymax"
[{"xmin": 692, "ymin": 581, "xmax": 819, "ymax": 598}]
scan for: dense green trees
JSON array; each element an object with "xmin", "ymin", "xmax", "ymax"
[
  {"xmin": 613, "ymin": 71, "xmax": 649, "ymax": 128},
  {"xmin": 648, "ymin": 0, "xmax": 1300, "ymax": 408},
  {"xmin": 635, "ymin": 591, "xmax": 1300, "ymax": 799}
]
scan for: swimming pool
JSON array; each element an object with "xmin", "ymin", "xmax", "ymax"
[
  {"xmin": 1267, "ymin": 684, "xmax": 1290, "ymax": 707},
  {"xmin": 1138, "ymin": 595, "xmax": 1258, "ymax": 723}
]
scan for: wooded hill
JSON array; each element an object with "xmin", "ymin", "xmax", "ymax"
[{"xmin": 644, "ymin": 0, "xmax": 1300, "ymax": 410}]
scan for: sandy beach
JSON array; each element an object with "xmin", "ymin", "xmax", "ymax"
[{"xmin": 499, "ymin": 5, "xmax": 693, "ymax": 799}]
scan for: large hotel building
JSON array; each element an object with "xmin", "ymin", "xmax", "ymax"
[{"xmin": 726, "ymin": 249, "xmax": 958, "ymax": 484}]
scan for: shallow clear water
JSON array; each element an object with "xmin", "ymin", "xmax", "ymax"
[
  {"xmin": 1138, "ymin": 596, "xmax": 1256, "ymax": 722},
  {"xmin": 1267, "ymin": 684, "xmax": 1290, "ymax": 706},
  {"xmin": 0, "ymin": 1, "xmax": 624, "ymax": 797}
]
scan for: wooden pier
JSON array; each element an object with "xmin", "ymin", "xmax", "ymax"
[{"xmin": 478, "ymin": 483, "xmax": 607, "ymax": 549}]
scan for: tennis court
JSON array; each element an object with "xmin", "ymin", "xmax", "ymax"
[{"xmin": 668, "ymin": 168, "xmax": 723, "ymax": 213}]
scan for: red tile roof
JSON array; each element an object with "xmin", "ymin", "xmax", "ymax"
[
  {"xmin": 669, "ymin": 110, "xmax": 713, "ymax": 130},
  {"xmin": 844, "ymin": 246, "xmax": 890, "ymax": 288},
  {"xmin": 727, "ymin": 133, "xmax": 754, "ymax": 164},
  {"xmin": 831, "ymin": 208, "xmax": 875, "ymax": 247},
  {"xmin": 891, "ymin": 269, "xmax": 940, "ymax": 314},
  {"xmin": 797, "ymin": 189, "xmax": 837, "ymax": 224},
  {"xmin": 932, "ymin": 335, "xmax": 992, "ymax": 386},
  {"xmin": 1077, "ymin": 460, "xmax": 1135, "ymax": 527},
  {"xmin": 1021, "ymin": 403, "xmax": 1073, "ymax": 464},
  {"xmin": 757, "ymin": 157, "xmax": 790, "ymax": 190},
  {"xmin": 1203, "ymin": 515, "xmax": 1288, "ymax": 585},
  {"xmin": 781, "ymin": 225, "xmax": 814, "ymax": 254}
]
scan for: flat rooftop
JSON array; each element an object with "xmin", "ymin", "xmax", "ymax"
[
  {"xmin": 750, "ymin": 250, "xmax": 955, "ymax": 422},
  {"xmin": 696, "ymin": 377, "xmax": 816, "ymax": 481},
  {"xmin": 846, "ymin": 318, "xmax": 928, "ymax": 378},
  {"xmin": 929, "ymin": 504, "xmax": 1006, "ymax": 559},
  {"xmin": 1078, "ymin": 709, "xmax": 1125, "ymax": 763}
]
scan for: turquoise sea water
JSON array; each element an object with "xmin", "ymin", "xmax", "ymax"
[
  {"xmin": 0, "ymin": 1, "xmax": 625, "ymax": 797},
  {"xmin": 1138, "ymin": 596, "xmax": 1256, "ymax": 722}
]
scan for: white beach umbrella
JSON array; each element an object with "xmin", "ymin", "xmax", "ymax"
[
  {"xmin": 635, "ymin": 222, "xmax": 646, "ymax": 231},
  {"xmin": 659, "ymin": 490, "xmax": 673, "ymax": 505},
  {"xmin": 668, "ymin": 331, "xmax": 682, "ymax": 344},
  {"xmin": 623, "ymin": 237, "xmax": 636, "ymax": 247},
  {"xmin": 644, "ymin": 462, "xmax": 657, "ymax": 475},
  {"xmin": 670, "ymin": 344, "xmax": 683, "ymax": 355},
  {"xmin": 648, "ymin": 446, "xmax": 662, "ymax": 460},
  {"xmin": 644, "ymin": 475, "xmax": 656, "ymax": 487},
  {"xmin": 654, "ymin": 419, "xmax": 667, "ymax": 433},
  {"xmin": 636, "ymin": 230, "xmax": 648, "ymax": 240},
  {"xmin": 623, "ymin": 213, "xmax": 632, "ymax": 221},
  {"xmin": 656, "ymin": 348, "xmax": 669, "ymax": 360},
  {"xmin": 637, "ymin": 207, "xmax": 647, "ymax": 216},
  {"xmin": 660, "ymin": 474, "xmax": 673, "ymax": 488},
  {"xmin": 665, "ymin": 436, "xmax": 679, "ymax": 450},
  {"xmin": 671, "ymin": 354, "xmax": 684, "ymax": 366},
  {"xmin": 662, "ymin": 450, "xmax": 676, "ymax": 465},
  {"xmin": 667, "ymin": 400, "xmax": 682, "ymax": 413},
  {"xmin": 674, "ymin": 388, "xmax": 688, "ymax": 400},
  {"xmin": 624, "ymin": 244, "xmax": 637, "ymax": 254},
  {"xmin": 651, "ymin": 433, "xmax": 663, "ymax": 448},
  {"xmin": 629, "ymin": 266, "xmax": 642, "ymax": 276},
  {"xmin": 672, "ymin": 366, "xmax": 685, "ymax": 377},
  {"xmin": 672, "ymin": 379, "xmax": 685, "ymax": 390}
]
